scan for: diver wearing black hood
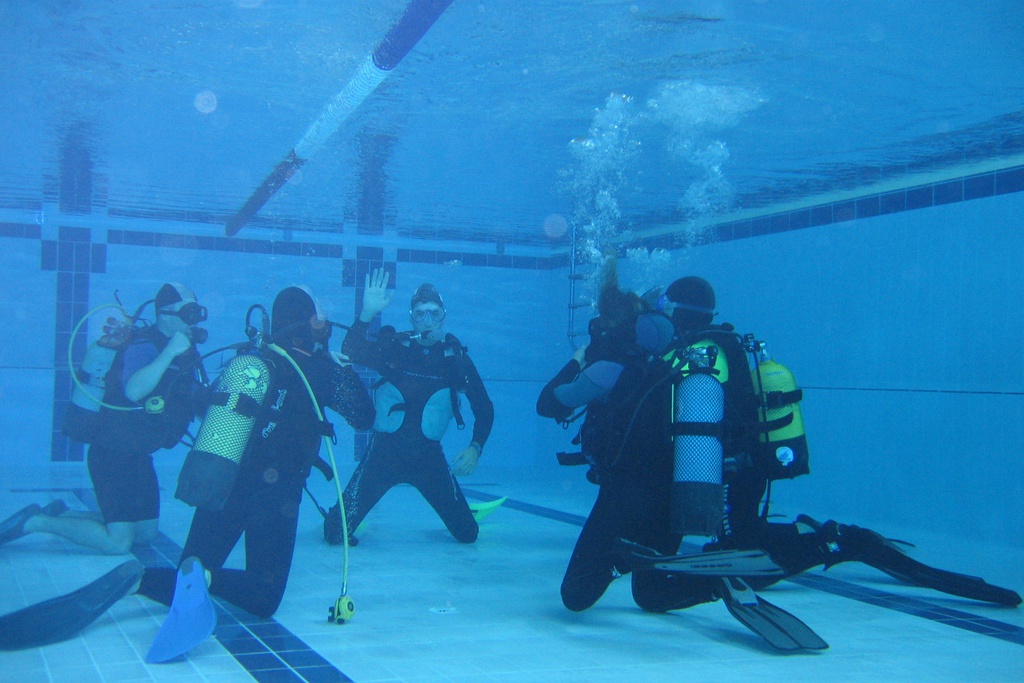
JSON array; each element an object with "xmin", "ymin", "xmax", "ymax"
[
  {"xmin": 540, "ymin": 270, "xmax": 1020, "ymax": 616},
  {"xmin": 325, "ymin": 268, "xmax": 494, "ymax": 546},
  {"xmin": 137, "ymin": 286, "xmax": 374, "ymax": 618}
]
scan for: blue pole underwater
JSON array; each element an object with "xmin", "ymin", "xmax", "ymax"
[{"xmin": 225, "ymin": 0, "xmax": 454, "ymax": 236}]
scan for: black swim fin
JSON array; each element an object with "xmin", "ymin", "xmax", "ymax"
[
  {"xmin": 719, "ymin": 576, "xmax": 829, "ymax": 652},
  {"xmin": 0, "ymin": 560, "xmax": 144, "ymax": 650},
  {"xmin": 798, "ymin": 516, "xmax": 1022, "ymax": 607},
  {"xmin": 617, "ymin": 539, "xmax": 785, "ymax": 577},
  {"xmin": 872, "ymin": 556, "xmax": 1022, "ymax": 607}
]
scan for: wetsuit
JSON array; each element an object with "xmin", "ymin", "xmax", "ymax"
[
  {"xmin": 338, "ymin": 319, "xmax": 494, "ymax": 544},
  {"xmin": 139, "ymin": 347, "xmax": 374, "ymax": 618},
  {"xmin": 88, "ymin": 328, "xmax": 203, "ymax": 524},
  {"xmin": 537, "ymin": 322, "xmax": 766, "ymax": 612}
]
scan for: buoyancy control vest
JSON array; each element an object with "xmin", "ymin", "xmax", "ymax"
[
  {"xmin": 573, "ymin": 324, "xmax": 809, "ymax": 494},
  {"xmin": 175, "ymin": 344, "xmax": 339, "ymax": 511},
  {"xmin": 673, "ymin": 326, "xmax": 810, "ymax": 481},
  {"xmin": 371, "ymin": 331, "xmax": 470, "ymax": 441},
  {"xmin": 64, "ymin": 323, "xmax": 203, "ymax": 453}
]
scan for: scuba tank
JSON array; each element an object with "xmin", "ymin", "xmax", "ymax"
[
  {"xmin": 669, "ymin": 344, "xmax": 726, "ymax": 536},
  {"xmin": 751, "ymin": 346, "xmax": 809, "ymax": 479},
  {"xmin": 176, "ymin": 305, "xmax": 272, "ymax": 511},
  {"xmin": 63, "ymin": 303, "xmax": 146, "ymax": 444}
]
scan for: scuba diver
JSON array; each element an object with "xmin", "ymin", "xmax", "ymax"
[
  {"xmin": 324, "ymin": 267, "xmax": 494, "ymax": 546},
  {"xmin": 539, "ymin": 266, "xmax": 1019, "ymax": 651},
  {"xmin": 537, "ymin": 261, "xmax": 689, "ymax": 613},
  {"xmin": 140, "ymin": 285, "xmax": 375, "ymax": 619},
  {"xmin": 0, "ymin": 287, "xmax": 374, "ymax": 660},
  {"xmin": 1, "ymin": 282, "xmax": 208, "ymax": 555}
]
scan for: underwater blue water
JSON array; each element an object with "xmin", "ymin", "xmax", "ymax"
[{"xmin": 0, "ymin": 2, "xmax": 1023, "ymax": 681}]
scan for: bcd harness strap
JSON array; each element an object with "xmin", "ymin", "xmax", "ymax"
[{"xmin": 208, "ymin": 390, "xmax": 336, "ymax": 441}]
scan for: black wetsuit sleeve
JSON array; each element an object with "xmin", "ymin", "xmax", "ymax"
[
  {"xmin": 325, "ymin": 363, "xmax": 375, "ymax": 431},
  {"xmin": 536, "ymin": 360, "xmax": 582, "ymax": 421},
  {"xmin": 340, "ymin": 318, "xmax": 384, "ymax": 370},
  {"xmin": 461, "ymin": 354, "xmax": 494, "ymax": 448}
]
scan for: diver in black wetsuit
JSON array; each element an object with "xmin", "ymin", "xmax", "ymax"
[
  {"xmin": 538, "ymin": 265, "xmax": 718, "ymax": 611},
  {"xmin": 138, "ymin": 286, "xmax": 375, "ymax": 618},
  {"xmin": 324, "ymin": 267, "xmax": 494, "ymax": 546},
  {"xmin": 541, "ymin": 269, "xmax": 1021, "ymax": 613}
]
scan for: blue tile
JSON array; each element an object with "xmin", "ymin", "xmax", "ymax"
[
  {"xmin": 856, "ymin": 195, "xmax": 881, "ymax": 218},
  {"xmin": 124, "ymin": 231, "xmax": 157, "ymax": 246},
  {"xmin": 57, "ymin": 271, "xmax": 74, "ymax": 303},
  {"xmin": 294, "ymin": 665, "xmax": 354, "ymax": 683},
  {"xmin": 964, "ymin": 173, "xmax": 995, "ymax": 199},
  {"xmin": 56, "ymin": 302, "xmax": 73, "ymax": 332},
  {"xmin": 789, "ymin": 209, "xmax": 810, "ymax": 230},
  {"xmin": 90, "ymin": 244, "xmax": 106, "ymax": 273},
  {"xmin": 809, "ymin": 205, "xmax": 832, "ymax": 227},
  {"xmin": 340, "ymin": 259, "xmax": 356, "ymax": 287},
  {"xmin": 273, "ymin": 241, "xmax": 301, "ymax": 256},
  {"xmin": 356, "ymin": 246, "xmax": 383, "ymax": 260},
  {"xmin": 463, "ymin": 252, "xmax": 488, "ymax": 267},
  {"xmin": 513, "ymin": 255, "xmax": 539, "ymax": 270},
  {"xmin": 234, "ymin": 652, "xmax": 287, "ymax": 671},
  {"xmin": 74, "ymin": 242, "xmax": 91, "ymax": 272},
  {"xmin": 58, "ymin": 241, "xmax": 74, "ymax": 271},
  {"xmin": 750, "ymin": 217, "xmax": 770, "ymax": 236},
  {"xmin": 244, "ymin": 239, "xmax": 274, "ymax": 254},
  {"xmin": 995, "ymin": 166, "xmax": 1024, "ymax": 194},
  {"xmin": 250, "ymin": 669, "xmax": 305, "ymax": 683},
  {"xmin": 278, "ymin": 649, "xmax": 329, "ymax": 667},
  {"xmin": 50, "ymin": 432, "xmax": 68, "ymax": 462},
  {"xmin": 833, "ymin": 200, "xmax": 856, "ymax": 222},
  {"xmin": 906, "ymin": 186, "xmax": 934, "ymax": 209},
  {"xmin": 107, "ymin": 230, "xmax": 125, "ymax": 244},
  {"xmin": 879, "ymin": 190, "xmax": 906, "ymax": 214},
  {"xmin": 409, "ymin": 249, "xmax": 436, "ymax": 264},
  {"xmin": 73, "ymin": 272, "xmax": 90, "ymax": 303},
  {"xmin": 933, "ymin": 180, "xmax": 963, "ymax": 205},
  {"xmin": 216, "ymin": 237, "xmax": 246, "ymax": 252},
  {"xmin": 302, "ymin": 243, "xmax": 331, "ymax": 258},
  {"xmin": 769, "ymin": 213, "xmax": 790, "ymax": 233},
  {"xmin": 59, "ymin": 225, "xmax": 89, "ymax": 242},
  {"xmin": 41, "ymin": 240, "xmax": 58, "ymax": 271},
  {"xmin": 0, "ymin": 222, "xmax": 31, "ymax": 237},
  {"xmin": 487, "ymin": 254, "xmax": 513, "ymax": 268}
]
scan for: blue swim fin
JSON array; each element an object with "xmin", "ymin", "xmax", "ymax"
[{"xmin": 146, "ymin": 557, "xmax": 217, "ymax": 663}]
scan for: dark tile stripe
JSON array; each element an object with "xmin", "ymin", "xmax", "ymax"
[
  {"xmin": 55, "ymin": 488, "xmax": 353, "ymax": 683},
  {"xmin": 463, "ymin": 490, "xmax": 1024, "ymax": 648}
]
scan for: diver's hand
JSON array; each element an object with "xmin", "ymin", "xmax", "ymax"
[
  {"xmin": 329, "ymin": 350, "xmax": 351, "ymax": 366},
  {"xmin": 451, "ymin": 445, "xmax": 481, "ymax": 477},
  {"xmin": 572, "ymin": 342, "xmax": 589, "ymax": 368},
  {"xmin": 166, "ymin": 331, "xmax": 193, "ymax": 358},
  {"xmin": 360, "ymin": 268, "xmax": 393, "ymax": 322}
]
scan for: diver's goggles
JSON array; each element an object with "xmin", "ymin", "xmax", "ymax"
[
  {"xmin": 159, "ymin": 302, "xmax": 208, "ymax": 326},
  {"xmin": 411, "ymin": 306, "xmax": 445, "ymax": 322}
]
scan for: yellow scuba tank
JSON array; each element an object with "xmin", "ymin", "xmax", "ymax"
[
  {"xmin": 752, "ymin": 354, "xmax": 809, "ymax": 479},
  {"xmin": 176, "ymin": 353, "xmax": 272, "ymax": 511}
]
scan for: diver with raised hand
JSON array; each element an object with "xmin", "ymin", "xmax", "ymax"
[
  {"xmin": 1, "ymin": 282, "xmax": 207, "ymax": 554},
  {"xmin": 324, "ymin": 267, "xmax": 494, "ymax": 546}
]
